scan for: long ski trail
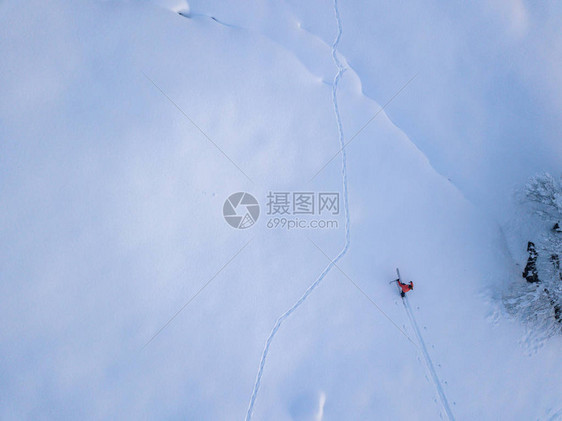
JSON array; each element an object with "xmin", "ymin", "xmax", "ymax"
[
  {"xmin": 245, "ymin": 0, "xmax": 350, "ymax": 419},
  {"xmin": 402, "ymin": 296, "xmax": 455, "ymax": 421}
]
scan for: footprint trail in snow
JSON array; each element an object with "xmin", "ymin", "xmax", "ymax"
[{"xmin": 245, "ymin": 0, "xmax": 350, "ymax": 419}]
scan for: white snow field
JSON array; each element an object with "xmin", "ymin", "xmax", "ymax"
[{"xmin": 1, "ymin": 0, "xmax": 561, "ymax": 420}]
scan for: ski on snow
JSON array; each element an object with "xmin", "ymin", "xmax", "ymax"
[{"xmin": 395, "ymin": 268, "xmax": 405, "ymax": 298}]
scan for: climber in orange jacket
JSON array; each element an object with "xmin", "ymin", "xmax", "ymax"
[{"xmin": 395, "ymin": 278, "xmax": 414, "ymax": 297}]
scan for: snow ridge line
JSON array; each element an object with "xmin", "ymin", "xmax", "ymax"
[
  {"xmin": 245, "ymin": 1, "xmax": 350, "ymax": 419},
  {"xmin": 403, "ymin": 297, "xmax": 455, "ymax": 421}
]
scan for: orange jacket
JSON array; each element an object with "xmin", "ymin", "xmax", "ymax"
[{"xmin": 398, "ymin": 281, "xmax": 414, "ymax": 293}]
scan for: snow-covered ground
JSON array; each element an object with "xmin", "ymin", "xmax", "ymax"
[{"xmin": 1, "ymin": 0, "xmax": 561, "ymax": 420}]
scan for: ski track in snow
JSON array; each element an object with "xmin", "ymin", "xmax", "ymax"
[
  {"xmin": 547, "ymin": 407, "xmax": 562, "ymax": 421},
  {"xmin": 245, "ymin": 0, "xmax": 350, "ymax": 419},
  {"xmin": 403, "ymin": 297, "xmax": 455, "ymax": 421}
]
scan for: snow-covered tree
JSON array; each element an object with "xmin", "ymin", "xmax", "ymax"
[
  {"xmin": 524, "ymin": 173, "xmax": 562, "ymax": 221},
  {"xmin": 505, "ymin": 173, "xmax": 562, "ymax": 338}
]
